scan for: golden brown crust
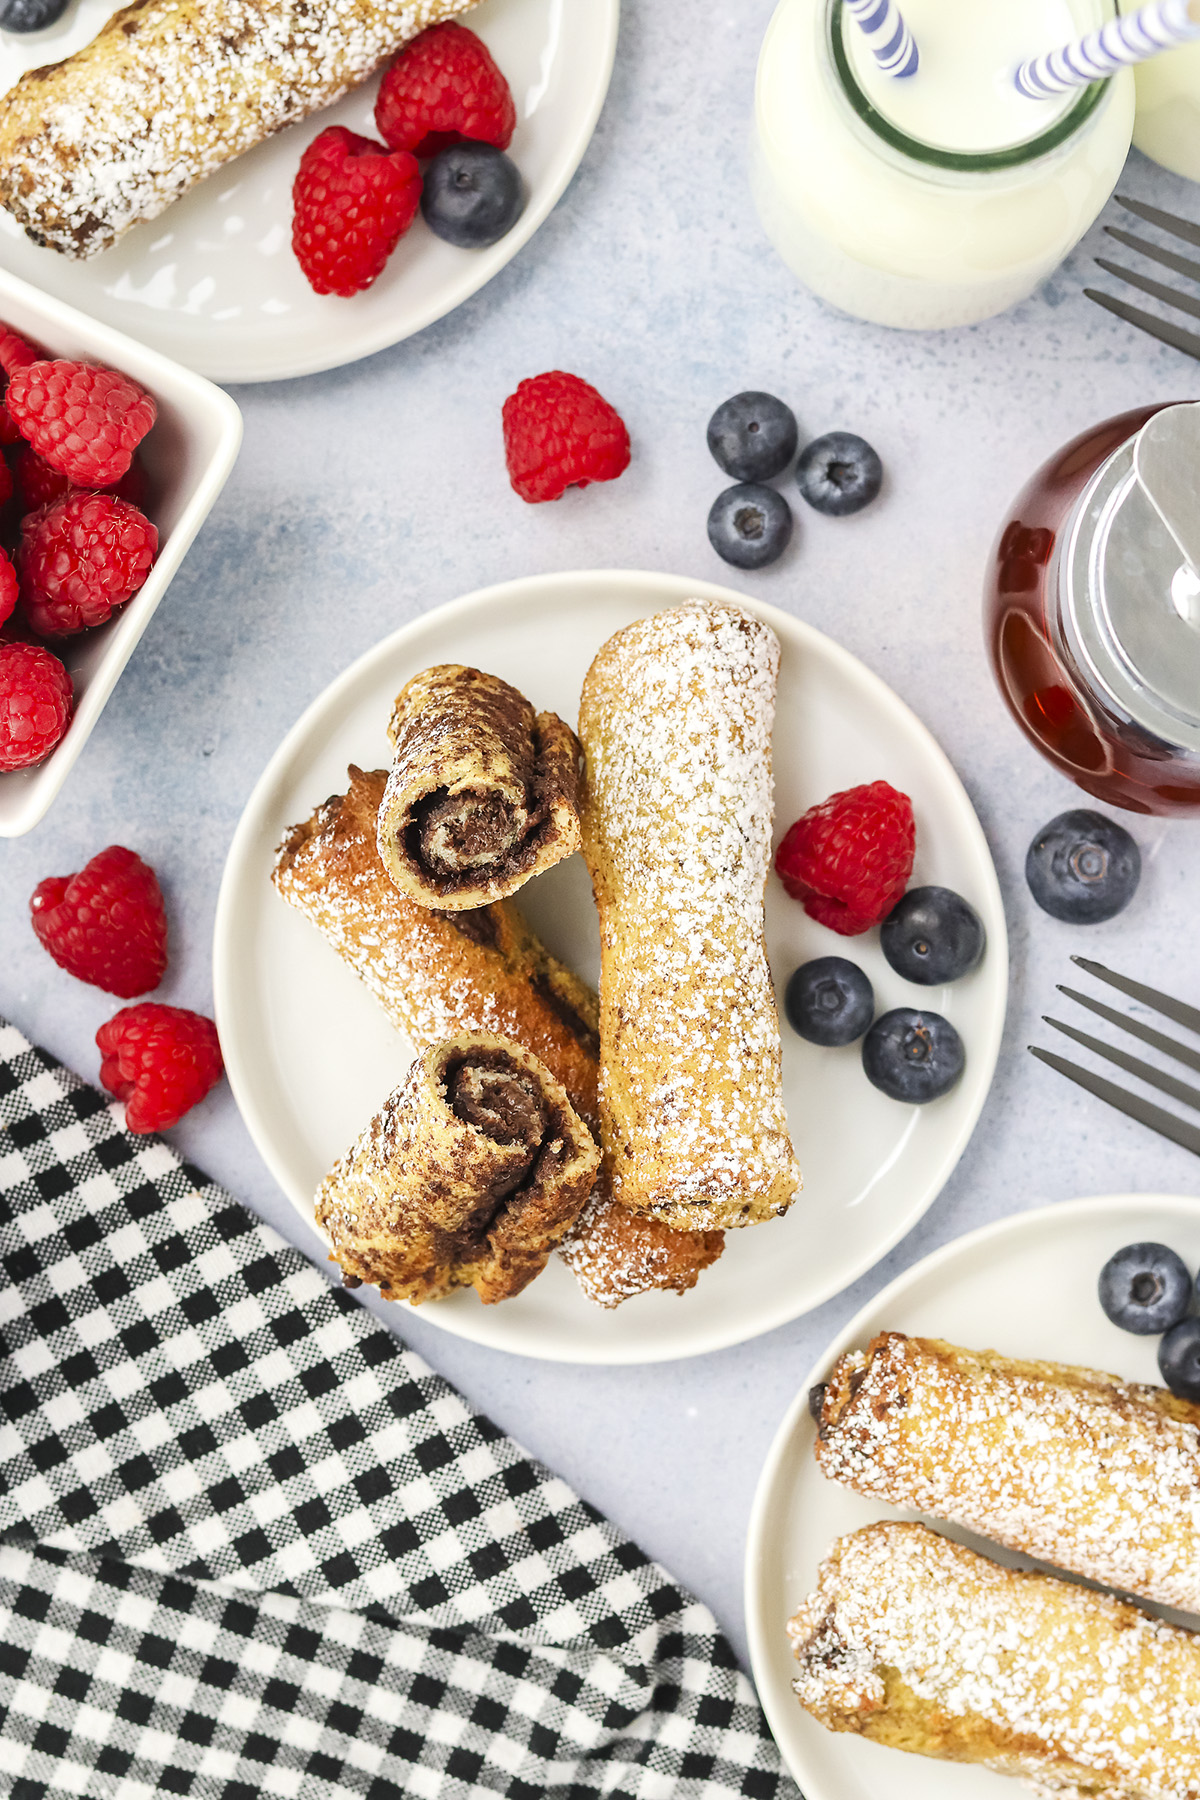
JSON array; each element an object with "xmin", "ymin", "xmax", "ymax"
[
  {"xmin": 813, "ymin": 1331, "xmax": 1200, "ymax": 1614},
  {"xmin": 377, "ymin": 666, "xmax": 582, "ymax": 910},
  {"xmin": 789, "ymin": 1522, "xmax": 1200, "ymax": 1800},
  {"xmin": 316, "ymin": 1034, "xmax": 599, "ymax": 1305},
  {"xmin": 273, "ymin": 766, "xmax": 725, "ymax": 1305},
  {"xmin": 579, "ymin": 602, "xmax": 801, "ymax": 1231},
  {"xmin": 0, "ymin": 0, "xmax": 477, "ymax": 258}
]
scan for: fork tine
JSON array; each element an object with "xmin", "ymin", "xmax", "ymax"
[
  {"xmin": 1029, "ymin": 1045, "xmax": 1200, "ymax": 1156},
  {"xmin": 1057, "ymin": 985, "xmax": 1200, "ymax": 1074},
  {"xmin": 1094, "ymin": 257, "xmax": 1200, "ymax": 323},
  {"xmin": 1044, "ymin": 1016, "xmax": 1200, "ymax": 1113},
  {"xmin": 1104, "ymin": 225, "xmax": 1200, "ymax": 285},
  {"xmin": 1084, "ymin": 288, "xmax": 1200, "ymax": 360},
  {"xmin": 1070, "ymin": 957, "xmax": 1200, "ymax": 1033},
  {"xmin": 1115, "ymin": 193, "xmax": 1200, "ymax": 250}
]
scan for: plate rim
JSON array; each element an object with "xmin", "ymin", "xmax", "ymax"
[
  {"xmin": 213, "ymin": 567, "xmax": 1009, "ymax": 1364},
  {"xmin": 743, "ymin": 1189, "xmax": 1200, "ymax": 1797},
  {"xmin": 0, "ymin": 0, "xmax": 620, "ymax": 385}
]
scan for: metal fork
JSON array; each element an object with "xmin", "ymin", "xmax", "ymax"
[
  {"xmin": 1030, "ymin": 957, "xmax": 1200, "ymax": 1155},
  {"xmin": 1085, "ymin": 194, "xmax": 1200, "ymax": 360}
]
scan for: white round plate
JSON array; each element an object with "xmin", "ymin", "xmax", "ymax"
[
  {"xmin": 0, "ymin": 0, "xmax": 618, "ymax": 383},
  {"xmin": 746, "ymin": 1193, "xmax": 1200, "ymax": 1800},
  {"xmin": 213, "ymin": 569, "xmax": 1008, "ymax": 1363}
]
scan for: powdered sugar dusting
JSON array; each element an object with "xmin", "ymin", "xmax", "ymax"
[
  {"xmin": 0, "ymin": 0, "xmax": 476, "ymax": 258},
  {"xmin": 816, "ymin": 1333, "xmax": 1200, "ymax": 1614},
  {"xmin": 579, "ymin": 601, "xmax": 800, "ymax": 1230},
  {"xmin": 790, "ymin": 1522, "xmax": 1200, "ymax": 1800}
]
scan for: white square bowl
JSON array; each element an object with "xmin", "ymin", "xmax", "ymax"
[{"xmin": 0, "ymin": 265, "xmax": 242, "ymax": 836}]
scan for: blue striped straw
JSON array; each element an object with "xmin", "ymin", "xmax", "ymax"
[
  {"xmin": 845, "ymin": 0, "xmax": 920, "ymax": 79},
  {"xmin": 1015, "ymin": 0, "xmax": 1200, "ymax": 98}
]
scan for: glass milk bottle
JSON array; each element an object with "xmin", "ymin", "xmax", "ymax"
[
  {"xmin": 1117, "ymin": 0, "xmax": 1200, "ymax": 181},
  {"xmin": 985, "ymin": 401, "xmax": 1200, "ymax": 817},
  {"xmin": 752, "ymin": 0, "xmax": 1134, "ymax": 329}
]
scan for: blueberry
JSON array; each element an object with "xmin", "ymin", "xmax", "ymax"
[
  {"xmin": 1098, "ymin": 1242, "xmax": 1192, "ymax": 1335},
  {"xmin": 1159, "ymin": 1316, "xmax": 1200, "ymax": 1401},
  {"xmin": 421, "ymin": 142, "xmax": 525, "ymax": 249},
  {"xmin": 862, "ymin": 1008, "xmax": 964, "ymax": 1103},
  {"xmin": 785, "ymin": 957, "xmax": 874, "ymax": 1047},
  {"xmin": 1025, "ymin": 810, "xmax": 1141, "ymax": 924},
  {"xmin": 707, "ymin": 483, "xmax": 792, "ymax": 570},
  {"xmin": 0, "ymin": 0, "xmax": 68, "ymax": 26},
  {"xmin": 795, "ymin": 431, "xmax": 883, "ymax": 516},
  {"xmin": 707, "ymin": 391, "xmax": 799, "ymax": 483},
  {"xmin": 881, "ymin": 886, "xmax": 986, "ymax": 986}
]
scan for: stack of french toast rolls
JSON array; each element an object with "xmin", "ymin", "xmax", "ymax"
[
  {"xmin": 792, "ymin": 1332, "xmax": 1200, "ymax": 1800},
  {"xmin": 272, "ymin": 603, "xmax": 803, "ymax": 1311}
]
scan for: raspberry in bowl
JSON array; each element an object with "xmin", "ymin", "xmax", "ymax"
[{"xmin": 0, "ymin": 266, "xmax": 241, "ymax": 838}]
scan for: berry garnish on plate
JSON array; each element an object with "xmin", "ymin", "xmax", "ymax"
[
  {"xmin": 1025, "ymin": 810, "xmax": 1141, "ymax": 923},
  {"xmin": 1098, "ymin": 1242, "xmax": 1192, "ymax": 1336},
  {"xmin": 707, "ymin": 391, "xmax": 798, "ymax": 483},
  {"xmin": 375, "ymin": 20, "xmax": 516, "ymax": 158},
  {"xmin": 0, "ymin": 549, "xmax": 15, "ymax": 628},
  {"xmin": 1159, "ymin": 1316, "xmax": 1200, "ymax": 1401},
  {"xmin": 785, "ymin": 957, "xmax": 874, "ymax": 1046},
  {"xmin": 31, "ymin": 846, "xmax": 168, "ymax": 998},
  {"xmin": 0, "ymin": 0, "xmax": 70, "ymax": 30},
  {"xmin": 97, "ymin": 1003, "xmax": 224, "ymax": 1134},
  {"xmin": 862, "ymin": 1007, "xmax": 965, "ymax": 1103},
  {"xmin": 292, "ymin": 127, "xmax": 422, "ymax": 298},
  {"xmin": 775, "ymin": 780, "xmax": 915, "ymax": 935},
  {"xmin": 881, "ymin": 885, "xmax": 985, "ymax": 985},
  {"xmin": 796, "ymin": 431, "xmax": 883, "ymax": 516},
  {"xmin": 707, "ymin": 483, "xmax": 792, "ymax": 569},
  {"xmin": 6, "ymin": 358, "xmax": 156, "ymax": 487},
  {"xmin": 422, "ymin": 142, "xmax": 525, "ymax": 247},
  {"xmin": 19, "ymin": 492, "xmax": 159, "ymax": 637},
  {"xmin": 502, "ymin": 371, "xmax": 630, "ymax": 503},
  {"xmin": 0, "ymin": 639, "xmax": 72, "ymax": 769}
]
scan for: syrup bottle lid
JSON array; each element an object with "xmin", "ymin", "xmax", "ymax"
[{"xmin": 1061, "ymin": 401, "xmax": 1200, "ymax": 753}]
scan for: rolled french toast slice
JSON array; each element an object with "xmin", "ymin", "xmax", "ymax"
[
  {"xmin": 272, "ymin": 765, "xmax": 724, "ymax": 1305},
  {"xmin": 377, "ymin": 665, "xmax": 582, "ymax": 911},
  {"xmin": 317, "ymin": 1034, "xmax": 599, "ymax": 1305},
  {"xmin": 578, "ymin": 601, "xmax": 801, "ymax": 1231},
  {"xmin": 811, "ymin": 1331, "xmax": 1200, "ymax": 1615},
  {"xmin": 0, "ymin": 0, "xmax": 476, "ymax": 259},
  {"xmin": 789, "ymin": 1521, "xmax": 1200, "ymax": 1800}
]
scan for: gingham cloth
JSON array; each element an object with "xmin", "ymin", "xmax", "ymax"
[{"xmin": 0, "ymin": 1018, "xmax": 798, "ymax": 1800}]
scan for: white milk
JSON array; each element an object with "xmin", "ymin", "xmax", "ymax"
[
  {"xmin": 1117, "ymin": 0, "xmax": 1200, "ymax": 181},
  {"xmin": 752, "ymin": 0, "xmax": 1135, "ymax": 329}
]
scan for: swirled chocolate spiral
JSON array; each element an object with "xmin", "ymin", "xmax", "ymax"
[
  {"xmin": 377, "ymin": 665, "xmax": 582, "ymax": 910},
  {"xmin": 316, "ymin": 1034, "xmax": 599, "ymax": 1306}
]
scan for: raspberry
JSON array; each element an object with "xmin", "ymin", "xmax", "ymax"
[
  {"xmin": 12, "ymin": 443, "xmax": 70, "ymax": 513},
  {"xmin": 502, "ymin": 372, "xmax": 631, "ymax": 504},
  {"xmin": 0, "ymin": 456, "xmax": 12, "ymax": 508},
  {"xmin": 96, "ymin": 1003, "xmax": 224, "ymax": 1134},
  {"xmin": 292, "ymin": 126, "xmax": 422, "ymax": 297},
  {"xmin": 0, "ymin": 324, "xmax": 40, "ymax": 447},
  {"xmin": 6, "ymin": 358, "xmax": 156, "ymax": 487},
  {"xmin": 0, "ymin": 640, "xmax": 72, "ymax": 769},
  {"xmin": 19, "ymin": 492, "xmax": 158, "ymax": 637},
  {"xmin": 31, "ymin": 845, "xmax": 168, "ymax": 997},
  {"xmin": 376, "ymin": 21, "xmax": 516, "ymax": 158},
  {"xmin": 0, "ymin": 549, "xmax": 16, "ymax": 628},
  {"xmin": 775, "ymin": 780, "xmax": 915, "ymax": 936}
]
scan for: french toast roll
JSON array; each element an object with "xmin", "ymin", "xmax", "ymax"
[
  {"xmin": 316, "ymin": 1034, "xmax": 599, "ymax": 1305},
  {"xmin": 789, "ymin": 1521, "xmax": 1200, "ymax": 1800},
  {"xmin": 378, "ymin": 665, "xmax": 582, "ymax": 910},
  {"xmin": 273, "ymin": 766, "xmax": 724, "ymax": 1304},
  {"xmin": 0, "ymin": 0, "xmax": 476, "ymax": 259},
  {"xmin": 812, "ymin": 1331, "xmax": 1200, "ymax": 1614},
  {"xmin": 578, "ymin": 601, "xmax": 801, "ymax": 1231}
]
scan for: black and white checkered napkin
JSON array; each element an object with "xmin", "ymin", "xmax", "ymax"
[{"xmin": 0, "ymin": 1018, "xmax": 797, "ymax": 1800}]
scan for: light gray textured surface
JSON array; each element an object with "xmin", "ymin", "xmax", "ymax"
[{"xmin": 3, "ymin": 0, "xmax": 1200, "ymax": 1675}]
